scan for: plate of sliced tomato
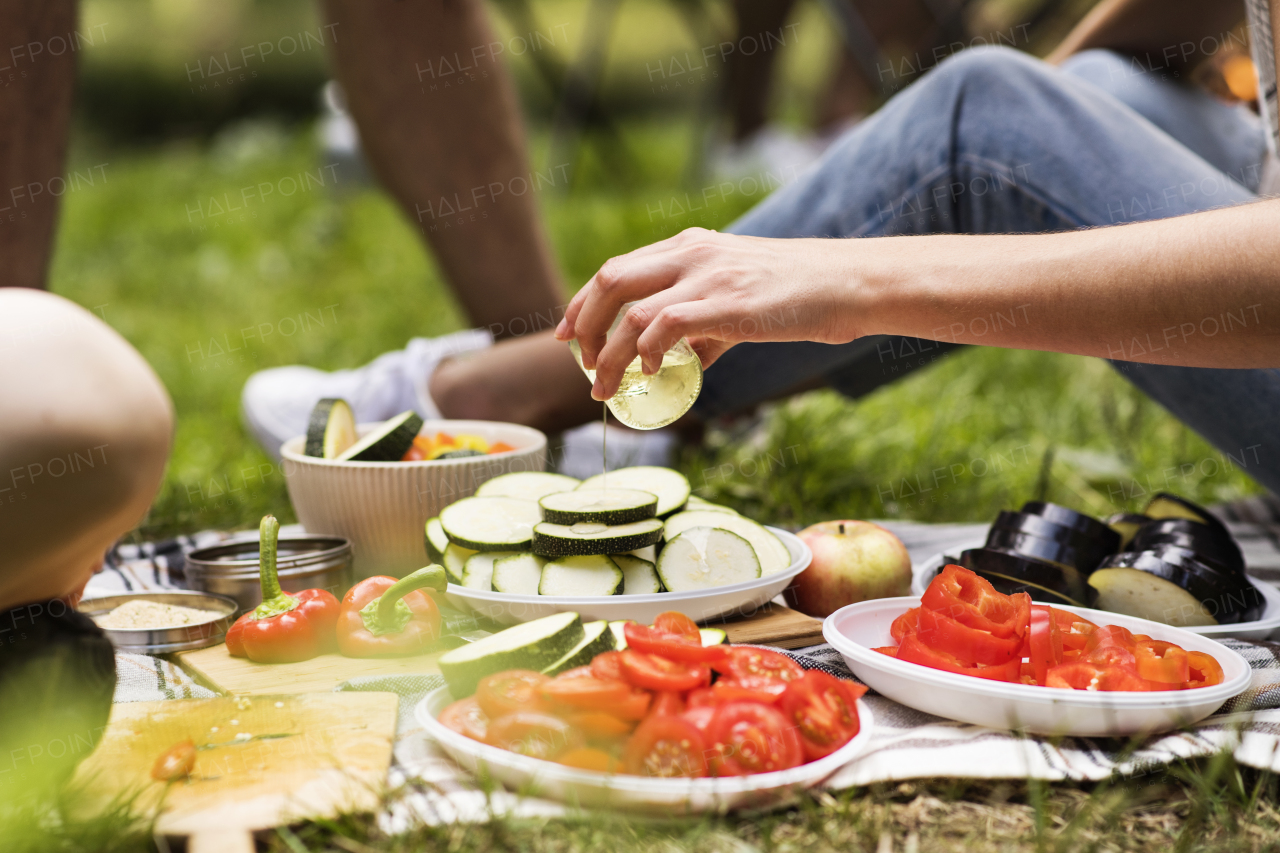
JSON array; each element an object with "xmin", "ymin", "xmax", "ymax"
[
  {"xmin": 824, "ymin": 565, "xmax": 1250, "ymax": 737},
  {"xmin": 417, "ymin": 613, "xmax": 874, "ymax": 813}
]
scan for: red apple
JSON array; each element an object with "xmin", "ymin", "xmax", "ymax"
[{"xmin": 787, "ymin": 520, "xmax": 913, "ymax": 618}]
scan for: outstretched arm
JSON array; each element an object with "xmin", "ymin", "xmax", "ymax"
[
  {"xmin": 321, "ymin": 0, "xmax": 567, "ymax": 338},
  {"xmin": 558, "ymin": 199, "xmax": 1280, "ymax": 401}
]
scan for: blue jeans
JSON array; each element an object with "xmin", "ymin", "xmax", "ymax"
[{"xmin": 695, "ymin": 47, "xmax": 1280, "ymax": 495}]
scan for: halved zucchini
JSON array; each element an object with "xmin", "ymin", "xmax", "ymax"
[
  {"xmin": 305, "ymin": 398, "xmax": 357, "ymax": 459},
  {"xmin": 958, "ymin": 548, "xmax": 1090, "ymax": 606},
  {"xmin": 442, "ymin": 542, "xmax": 477, "ymax": 585},
  {"xmin": 541, "ymin": 620, "xmax": 616, "ymax": 675},
  {"xmin": 424, "ymin": 518, "xmax": 449, "ymax": 563},
  {"xmin": 336, "ymin": 410, "xmax": 424, "ymax": 462},
  {"xmin": 539, "ymin": 555, "xmax": 624, "ymax": 596},
  {"xmin": 1094, "ymin": 549, "xmax": 1264, "ymax": 624},
  {"xmin": 612, "ymin": 554, "xmax": 662, "ymax": 594},
  {"xmin": 438, "ymin": 611, "xmax": 584, "ymax": 697},
  {"xmin": 539, "ymin": 488, "xmax": 657, "ymax": 526},
  {"xmin": 440, "ymin": 496, "xmax": 540, "ymax": 551},
  {"xmin": 461, "ymin": 551, "xmax": 518, "ymax": 591},
  {"xmin": 657, "ymin": 527, "xmax": 760, "ymax": 592},
  {"xmin": 476, "ymin": 471, "xmax": 580, "ymax": 502},
  {"xmin": 578, "ymin": 467, "xmax": 691, "ymax": 517},
  {"xmin": 663, "ymin": 511, "xmax": 791, "ymax": 575},
  {"xmin": 491, "ymin": 553, "xmax": 546, "ymax": 595},
  {"xmin": 532, "ymin": 518, "xmax": 664, "ymax": 557}
]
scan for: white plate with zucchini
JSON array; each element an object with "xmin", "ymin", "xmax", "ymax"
[
  {"xmin": 912, "ymin": 544, "xmax": 1280, "ymax": 641},
  {"xmin": 426, "ymin": 468, "xmax": 810, "ymax": 625}
]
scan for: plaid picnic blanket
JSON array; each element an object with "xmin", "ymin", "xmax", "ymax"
[{"xmin": 93, "ymin": 505, "xmax": 1280, "ymax": 821}]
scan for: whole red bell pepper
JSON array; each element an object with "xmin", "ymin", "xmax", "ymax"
[
  {"xmin": 336, "ymin": 565, "xmax": 447, "ymax": 657},
  {"xmin": 225, "ymin": 515, "xmax": 341, "ymax": 663}
]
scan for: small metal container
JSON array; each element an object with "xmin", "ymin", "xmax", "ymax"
[
  {"xmin": 79, "ymin": 591, "xmax": 238, "ymax": 653},
  {"xmin": 184, "ymin": 535, "xmax": 354, "ymax": 614}
]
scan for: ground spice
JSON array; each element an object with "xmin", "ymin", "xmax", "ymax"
[{"xmin": 94, "ymin": 599, "xmax": 221, "ymax": 630}]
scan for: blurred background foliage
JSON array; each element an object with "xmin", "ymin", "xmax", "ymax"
[{"xmin": 49, "ymin": 0, "xmax": 1262, "ymax": 542}]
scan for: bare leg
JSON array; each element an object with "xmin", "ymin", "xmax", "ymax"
[
  {"xmin": 321, "ymin": 0, "xmax": 566, "ymax": 338},
  {"xmin": 0, "ymin": 0, "xmax": 77, "ymax": 290}
]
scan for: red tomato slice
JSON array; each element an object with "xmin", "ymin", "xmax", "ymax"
[
  {"xmin": 778, "ymin": 671, "xmax": 866, "ymax": 761},
  {"xmin": 558, "ymin": 747, "xmax": 623, "ymax": 773},
  {"xmin": 619, "ymin": 649, "xmax": 709, "ymax": 692},
  {"xmin": 590, "ymin": 650, "xmax": 625, "ymax": 682},
  {"xmin": 713, "ymin": 647, "xmax": 804, "ymax": 686},
  {"xmin": 476, "ymin": 670, "xmax": 549, "ymax": 719},
  {"xmin": 486, "ymin": 712, "xmax": 584, "ymax": 760},
  {"xmin": 539, "ymin": 675, "xmax": 632, "ymax": 709},
  {"xmin": 653, "ymin": 612, "xmax": 701, "ymax": 641},
  {"xmin": 687, "ymin": 682, "xmax": 782, "ymax": 708},
  {"xmin": 438, "ymin": 696, "xmax": 489, "ymax": 742},
  {"xmin": 1027, "ymin": 605, "xmax": 1064, "ymax": 685},
  {"xmin": 625, "ymin": 623, "xmax": 727, "ymax": 663},
  {"xmin": 890, "ymin": 608, "xmax": 920, "ymax": 643},
  {"xmin": 612, "ymin": 688, "xmax": 654, "ymax": 721},
  {"xmin": 683, "ymin": 706, "xmax": 715, "ymax": 733},
  {"xmin": 896, "ymin": 634, "xmax": 1021, "ymax": 682},
  {"xmin": 706, "ymin": 701, "xmax": 803, "ymax": 775},
  {"xmin": 1186, "ymin": 651, "xmax": 1224, "ymax": 688},
  {"xmin": 916, "ymin": 606, "xmax": 1024, "ymax": 666},
  {"xmin": 557, "ymin": 666, "xmax": 596, "ymax": 679},
  {"xmin": 921, "ymin": 565, "xmax": 1025, "ymax": 638},
  {"xmin": 650, "ymin": 691, "xmax": 687, "ymax": 717},
  {"xmin": 564, "ymin": 711, "xmax": 634, "ymax": 738},
  {"xmin": 624, "ymin": 714, "xmax": 708, "ymax": 777}
]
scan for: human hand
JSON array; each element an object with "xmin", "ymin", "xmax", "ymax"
[{"xmin": 554, "ymin": 228, "xmax": 857, "ymax": 401}]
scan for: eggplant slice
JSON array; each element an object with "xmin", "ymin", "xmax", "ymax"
[
  {"xmin": 1094, "ymin": 550, "xmax": 1264, "ymax": 625},
  {"xmin": 1105, "ymin": 513, "xmax": 1150, "ymax": 550},
  {"xmin": 1143, "ymin": 492, "xmax": 1230, "ymax": 539},
  {"xmin": 958, "ymin": 548, "xmax": 1091, "ymax": 607},
  {"xmin": 1130, "ymin": 517, "xmax": 1245, "ymax": 575},
  {"xmin": 984, "ymin": 528, "xmax": 1100, "ymax": 574},
  {"xmin": 1021, "ymin": 501, "xmax": 1120, "ymax": 547},
  {"xmin": 990, "ymin": 510, "xmax": 1116, "ymax": 572}
]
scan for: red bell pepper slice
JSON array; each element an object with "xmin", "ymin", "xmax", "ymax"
[
  {"xmin": 1186, "ymin": 651, "xmax": 1225, "ymax": 688},
  {"xmin": 336, "ymin": 565, "xmax": 447, "ymax": 658},
  {"xmin": 916, "ymin": 605, "xmax": 1024, "ymax": 666},
  {"xmin": 225, "ymin": 515, "xmax": 340, "ymax": 663},
  {"xmin": 921, "ymin": 565, "xmax": 1027, "ymax": 638},
  {"xmin": 896, "ymin": 634, "xmax": 1021, "ymax": 682},
  {"xmin": 1027, "ymin": 605, "xmax": 1064, "ymax": 685}
]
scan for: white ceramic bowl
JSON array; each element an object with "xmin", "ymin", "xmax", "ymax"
[
  {"xmin": 445, "ymin": 527, "xmax": 810, "ymax": 626},
  {"xmin": 912, "ymin": 542, "xmax": 1280, "ymax": 641},
  {"xmin": 415, "ymin": 686, "xmax": 872, "ymax": 814},
  {"xmin": 282, "ymin": 419, "xmax": 546, "ymax": 578},
  {"xmin": 823, "ymin": 596, "xmax": 1249, "ymax": 737}
]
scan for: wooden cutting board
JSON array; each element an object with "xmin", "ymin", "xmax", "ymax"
[
  {"xmin": 173, "ymin": 604, "xmax": 823, "ymax": 695},
  {"xmin": 175, "ymin": 644, "xmax": 446, "ymax": 696},
  {"xmin": 71, "ymin": 693, "xmax": 396, "ymax": 853}
]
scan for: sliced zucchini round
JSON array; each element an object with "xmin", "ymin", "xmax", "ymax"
[
  {"xmin": 685, "ymin": 495, "xmax": 739, "ymax": 515},
  {"xmin": 305, "ymin": 397, "xmax": 358, "ymax": 459},
  {"xmin": 626, "ymin": 545, "xmax": 658, "ymax": 563},
  {"xmin": 424, "ymin": 517, "xmax": 449, "ymax": 564},
  {"xmin": 612, "ymin": 554, "xmax": 662, "ymax": 595},
  {"xmin": 662, "ymin": 510, "xmax": 791, "ymax": 575},
  {"xmin": 336, "ymin": 410, "xmax": 424, "ymax": 462},
  {"xmin": 442, "ymin": 542, "xmax": 477, "ymax": 585},
  {"xmin": 539, "ymin": 488, "xmax": 658, "ymax": 526},
  {"xmin": 539, "ymin": 555, "xmax": 624, "ymax": 596},
  {"xmin": 578, "ymin": 467, "xmax": 691, "ymax": 517},
  {"xmin": 440, "ymin": 496, "xmax": 541, "ymax": 551},
  {"xmin": 438, "ymin": 611, "xmax": 584, "ymax": 697},
  {"xmin": 657, "ymin": 527, "xmax": 760, "ymax": 593},
  {"xmin": 542, "ymin": 620, "xmax": 616, "ymax": 675},
  {"xmin": 491, "ymin": 553, "xmax": 546, "ymax": 596},
  {"xmin": 461, "ymin": 551, "xmax": 519, "ymax": 591},
  {"xmin": 475, "ymin": 471, "xmax": 581, "ymax": 502},
  {"xmin": 532, "ymin": 518, "xmax": 664, "ymax": 557}
]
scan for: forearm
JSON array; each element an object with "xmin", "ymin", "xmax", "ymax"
[
  {"xmin": 855, "ymin": 200, "xmax": 1280, "ymax": 368},
  {"xmin": 321, "ymin": 0, "xmax": 566, "ymax": 335},
  {"xmin": 1046, "ymin": 0, "xmax": 1244, "ymax": 70}
]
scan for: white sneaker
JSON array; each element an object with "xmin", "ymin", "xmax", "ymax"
[
  {"xmin": 241, "ymin": 329, "xmax": 492, "ymax": 459},
  {"xmin": 554, "ymin": 420, "xmax": 679, "ymax": 479}
]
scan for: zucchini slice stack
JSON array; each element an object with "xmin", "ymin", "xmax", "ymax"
[
  {"xmin": 425, "ymin": 467, "xmax": 785, "ymax": 597},
  {"xmin": 957, "ymin": 493, "xmax": 1262, "ymax": 627}
]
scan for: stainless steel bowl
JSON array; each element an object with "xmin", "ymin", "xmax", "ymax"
[
  {"xmin": 79, "ymin": 591, "xmax": 238, "ymax": 653},
  {"xmin": 184, "ymin": 535, "xmax": 354, "ymax": 614}
]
